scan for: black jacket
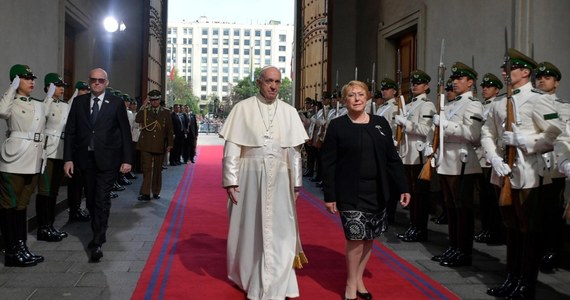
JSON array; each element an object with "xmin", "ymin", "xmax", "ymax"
[{"xmin": 321, "ymin": 114, "xmax": 409, "ymax": 208}]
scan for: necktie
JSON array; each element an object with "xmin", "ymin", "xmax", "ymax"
[{"xmin": 91, "ymin": 97, "xmax": 100, "ymax": 124}]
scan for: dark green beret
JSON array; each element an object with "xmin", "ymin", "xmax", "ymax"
[
  {"xmin": 445, "ymin": 78, "xmax": 454, "ymax": 91},
  {"xmin": 536, "ymin": 61, "xmax": 561, "ymax": 81},
  {"xmin": 450, "ymin": 62, "xmax": 478, "ymax": 80},
  {"xmin": 10, "ymin": 64, "xmax": 36, "ymax": 81},
  {"xmin": 373, "ymin": 90, "xmax": 382, "ymax": 99},
  {"xmin": 380, "ymin": 77, "xmax": 398, "ymax": 90},
  {"xmin": 105, "ymin": 87, "xmax": 114, "ymax": 94},
  {"xmin": 121, "ymin": 94, "xmax": 131, "ymax": 101},
  {"xmin": 410, "ymin": 70, "xmax": 431, "ymax": 84},
  {"xmin": 112, "ymin": 90, "xmax": 122, "ymax": 97},
  {"xmin": 503, "ymin": 48, "xmax": 537, "ymax": 70},
  {"xmin": 75, "ymin": 81, "xmax": 89, "ymax": 90},
  {"xmin": 322, "ymin": 91, "xmax": 332, "ymax": 99},
  {"xmin": 148, "ymin": 89, "xmax": 162, "ymax": 99},
  {"xmin": 44, "ymin": 73, "xmax": 67, "ymax": 87},
  {"xmin": 480, "ymin": 73, "xmax": 503, "ymax": 89}
]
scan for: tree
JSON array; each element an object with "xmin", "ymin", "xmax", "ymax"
[
  {"xmin": 230, "ymin": 67, "xmax": 293, "ymax": 104},
  {"xmin": 167, "ymin": 74, "xmax": 199, "ymax": 112}
]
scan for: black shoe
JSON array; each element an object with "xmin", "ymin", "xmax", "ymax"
[
  {"xmin": 90, "ymin": 246, "xmax": 103, "ymax": 262},
  {"xmin": 440, "ymin": 251, "xmax": 471, "ymax": 267},
  {"xmin": 487, "ymin": 273, "xmax": 519, "ymax": 297},
  {"xmin": 125, "ymin": 172, "xmax": 137, "ymax": 180},
  {"xmin": 162, "ymin": 166, "xmax": 168, "ymax": 170},
  {"xmin": 69, "ymin": 208, "xmax": 91, "ymax": 222},
  {"xmin": 433, "ymin": 214, "xmax": 448, "ymax": 224},
  {"xmin": 431, "ymin": 247, "xmax": 457, "ymax": 262},
  {"xmin": 397, "ymin": 226, "xmax": 415, "ymax": 240},
  {"xmin": 540, "ymin": 251, "xmax": 560, "ymax": 273},
  {"xmin": 37, "ymin": 225, "xmax": 63, "ymax": 242},
  {"xmin": 109, "ymin": 191, "xmax": 119, "ymax": 199},
  {"xmin": 4, "ymin": 243, "xmax": 37, "ymax": 267},
  {"xmin": 474, "ymin": 230, "xmax": 488, "ymax": 243},
  {"xmin": 112, "ymin": 182, "xmax": 125, "ymax": 191},
  {"xmin": 505, "ymin": 280, "xmax": 535, "ymax": 300},
  {"xmin": 117, "ymin": 176, "xmax": 132, "ymax": 186},
  {"xmin": 402, "ymin": 229, "xmax": 427, "ymax": 242},
  {"xmin": 138, "ymin": 195, "xmax": 151, "ymax": 201},
  {"xmin": 356, "ymin": 291, "xmax": 372, "ymax": 300},
  {"xmin": 18, "ymin": 241, "xmax": 44, "ymax": 263},
  {"xmin": 49, "ymin": 225, "xmax": 68, "ymax": 238},
  {"xmin": 152, "ymin": 194, "xmax": 161, "ymax": 200}
]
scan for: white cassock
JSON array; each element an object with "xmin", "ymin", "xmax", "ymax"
[{"xmin": 219, "ymin": 94, "xmax": 308, "ymax": 300}]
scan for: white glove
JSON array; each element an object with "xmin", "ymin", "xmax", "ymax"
[
  {"xmin": 433, "ymin": 114, "xmax": 448, "ymax": 128},
  {"xmin": 395, "ymin": 115, "xmax": 407, "ymax": 127},
  {"xmin": 46, "ymin": 83, "xmax": 56, "ymax": 99},
  {"xmin": 502, "ymin": 124, "xmax": 527, "ymax": 148},
  {"xmin": 423, "ymin": 145, "xmax": 434, "ymax": 157},
  {"xmin": 71, "ymin": 88, "xmax": 79, "ymax": 100},
  {"xmin": 10, "ymin": 76, "xmax": 20, "ymax": 91},
  {"xmin": 491, "ymin": 156, "xmax": 511, "ymax": 177},
  {"xmin": 561, "ymin": 160, "xmax": 570, "ymax": 178}
]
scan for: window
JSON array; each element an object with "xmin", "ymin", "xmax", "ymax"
[
  {"xmin": 244, "ymin": 58, "xmax": 250, "ymax": 65},
  {"xmin": 223, "ymin": 86, "xmax": 228, "ymax": 92},
  {"xmin": 233, "ymin": 49, "xmax": 239, "ymax": 55},
  {"xmin": 212, "ymin": 48, "xmax": 218, "ymax": 54},
  {"xmin": 171, "ymin": 28, "xmax": 177, "ymax": 34},
  {"xmin": 201, "ymin": 76, "xmax": 207, "ymax": 81},
  {"xmin": 223, "ymin": 29, "xmax": 229, "ymax": 36},
  {"xmin": 255, "ymin": 30, "xmax": 261, "ymax": 37},
  {"xmin": 202, "ymin": 28, "xmax": 208, "ymax": 35},
  {"xmin": 233, "ymin": 39, "xmax": 239, "ymax": 46},
  {"xmin": 233, "ymin": 58, "xmax": 239, "ymax": 64},
  {"xmin": 212, "ymin": 85, "xmax": 218, "ymax": 92},
  {"xmin": 279, "ymin": 46, "xmax": 286, "ymax": 51},
  {"xmin": 244, "ymin": 30, "xmax": 251, "ymax": 36},
  {"xmin": 279, "ymin": 68, "xmax": 285, "ymax": 73},
  {"xmin": 201, "ymin": 48, "xmax": 207, "ymax": 54},
  {"xmin": 201, "ymin": 85, "xmax": 207, "ymax": 91},
  {"xmin": 233, "ymin": 67, "xmax": 239, "ymax": 73},
  {"xmin": 265, "ymin": 40, "xmax": 271, "ymax": 46},
  {"xmin": 223, "ymin": 48, "xmax": 229, "ymax": 55},
  {"xmin": 265, "ymin": 30, "xmax": 272, "ymax": 37},
  {"xmin": 182, "ymin": 57, "xmax": 187, "ymax": 63},
  {"xmin": 213, "ymin": 38, "xmax": 219, "ymax": 45},
  {"xmin": 212, "ymin": 76, "xmax": 218, "ymax": 82},
  {"xmin": 243, "ymin": 67, "xmax": 249, "ymax": 74},
  {"xmin": 201, "ymin": 95, "xmax": 207, "ymax": 100},
  {"xmin": 167, "ymin": 28, "xmax": 172, "ymax": 34},
  {"xmin": 202, "ymin": 38, "xmax": 208, "ymax": 45},
  {"xmin": 244, "ymin": 40, "xmax": 250, "ymax": 46},
  {"xmin": 265, "ymin": 49, "xmax": 271, "ymax": 55},
  {"xmin": 223, "ymin": 76, "xmax": 229, "ymax": 82},
  {"xmin": 279, "ymin": 34, "xmax": 286, "ymax": 42},
  {"xmin": 201, "ymin": 66, "xmax": 207, "ymax": 72},
  {"xmin": 213, "ymin": 28, "xmax": 219, "ymax": 35},
  {"xmin": 244, "ymin": 49, "xmax": 250, "ymax": 55},
  {"xmin": 212, "ymin": 58, "xmax": 218, "ymax": 64},
  {"xmin": 254, "ymin": 49, "xmax": 260, "ymax": 55},
  {"xmin": 183, "ymin": 38, "xmax": 188, "ymax": 45},
  {"xmin": 265, "ymin": 58, "xmax": 271, "ymax": 65},
  {"xmin": 255, "ymin": 40, "xmax": 261, "ymax": 46},
  {"xmin": 223, "ymin": 39, "xmax": 229, "ymax": 45},
  {"xmin": 279, "ymin": 56, "xmax": 286, "ymax": 62},
  {"xmin": 233, "ymin": 29, "xmax": 240, "ymax": 36},
  {"xmin": 201, "ymin": 57, "xmax": 207, "ymax": 63},
  {"xmin": 172, "ymin": 38, "xmax": 177, "ymax": 44},
  {"xmin": 187, "ymin": 47, "xmax": 192, "ymax": 54},
  {"xmin": 223, "ymin": 67, "xmax": 229, "ymax": 74}
]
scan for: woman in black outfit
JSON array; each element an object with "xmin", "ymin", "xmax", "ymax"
[{"xmin": 321, "ymin": 80, "xmax": 411, "ymax": 300}]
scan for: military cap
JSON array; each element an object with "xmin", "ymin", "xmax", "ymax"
[
  {"xmin": 112, "ymin": 90, "xmax": 122, "ymax": 97},
  {"xmin": 333, "ymin": 91, "xmax": 341, "ymax": 98},
  {"xmin": 445, "ymin": 78, "xmax": 454, "ymax": 91},
  {"xmin": 503, "ymin": 48, "xmax": 537, "ymax": 70},
  {"xmin": 480, "ymin": 73, "xmax": 503, "ymax": 89},
  {"xmin": 10, "ymin": 64, "xmax": 36, "ymax": 81},
  {"xmin": 75, "ymin": 81, "xmax": 89, "ymax": 90},
  {"xmin": 410, "ymin": 70, "xmax": 431, "ymax": 84},
  {"xmin": 380, "ymin": 77, "xmax": 398, "ymax": 90},
  {"xmin": 44, "ymin": 73, "xmax": 67, "ymax": 87},
  {"xmin": 536, "ymin": 61, "xmax": 561, "ymax": 81},
  {"xmin": 373, "ymin": 90, "xmax": 382, "ymax": 99},
  {"xmin": 148, "ymin": 89, "xmax": 162, "ymax": 99},
  {"xmin": 450, "ymin": 62, "xmax": 478, "ymax": 80},
  {"xmin": 105, "ymin": 87, "xmax": 114, "ymax": 94},
  {"xmin": 322, "ymin": 91, "xmax": 332, "ymax": 99},
  {"xmin": 121, "ymin": 94, "xmax": 131, "ymax": 102}
]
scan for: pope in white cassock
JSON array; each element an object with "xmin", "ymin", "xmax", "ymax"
[{"xmin": 219, "ymin": 66, "xmax": 309, "ymax": 300}]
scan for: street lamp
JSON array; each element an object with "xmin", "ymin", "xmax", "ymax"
[{"xmin": 103, "ymin": 16, "xmax": 126, "ymax": 33}]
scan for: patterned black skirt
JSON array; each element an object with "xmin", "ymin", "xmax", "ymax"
[{"xmin": 340, "ymin": 209, "xmax": 388, "ymax": 240}]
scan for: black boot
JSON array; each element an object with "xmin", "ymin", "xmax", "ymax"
[
  {"xmin": 505, "ymin": 279, "xmax": 535, "ymax": 300},
  {"xmin": 397, "ymin": 225, "xmax": 415, "ymax": 240},
  {"xmin": 431, "ymin": 247, "xmax": 457, "ymax": 262},
  {"xmin": 68, "ymin": 190, "xmax": 90, "ymax": 222},
  {"xmin": 487, "ymin": 273, "xmax": 519, "ymax": 297},
  {"xmin": 15, "ymin": 209, "xmax": 44, "ymax": 263},
  {"xmin": 4, "ymin": 209, "xmax": 38, "ymax": 267},
  {"xmin": 36, "ymin": 195, "xmax": 62, "ymax": 242},
  {"xmin": 48, "ymin": 196, "xmax": 67, "ymax": 238}
]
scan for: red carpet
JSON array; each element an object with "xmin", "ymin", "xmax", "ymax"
[{"xmin": 132, "ymin": 145, "xmax": 459, "ymax": 299}]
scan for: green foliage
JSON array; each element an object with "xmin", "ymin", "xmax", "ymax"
[
  {"xmin": 167, "ymin": 75, "xmax": 199, "ymax": 112},
  {"xmin": 230, "ymin": 68, "xmax": 293, "ymax": 104}
]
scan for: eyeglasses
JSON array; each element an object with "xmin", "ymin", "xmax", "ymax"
[{"xmin": 89, "ymin": 78, "xmax": 107, "ymax": 84}]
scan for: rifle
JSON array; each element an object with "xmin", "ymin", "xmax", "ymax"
[
  {"xmin": 499, "ymin": 29, "xmax": 514, "ymax": 207},
  {"xmin": 419, "ymin": 39, "xmax": 446, "ymax": 181},
  {"xmin": 370, "ymin": 63, "xmax": 376, "ymax": 114},
  {"xmin": 471, "ymin": 55, "xmax": 478, "ymax": 98},
  {"xmin": 395, "ymin": 49, "xmax": 405, "ymax": 147}
]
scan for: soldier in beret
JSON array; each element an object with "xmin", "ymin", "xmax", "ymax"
[
  {"xmin": 65, "ymin": 82, "xmax": 92, "ymax": 223},
  {"xmin": 394, "ymin": 70, "xmax": 435, "ymax": 242},
  {"xmin": 136, "ymin": 90, "xmax": 174, "ymax": 201},
  {"xmin": 473, "ymin": 73, "xmax": 504, "ymax": 245},
  {"xmin": 0, "ymin": 65, "xmax": 47, "ymax": 267},
  {"xmin": 35, "ymin": 73, "xmax": 71, "ymax": 242},
  {"xmin": 535, "ymin": 61, "xmax": 566, "ymax": 273},
  {"xmin": 483, "ymin": 49, "xmax": 562, "ymax": 299},
  {"xmin": 429, "ymin": 62, "xmax": 483, "ymax": 267},
  {"xmin": 312, "ymin": 91, "xmax": 333, "ymax": 187}
]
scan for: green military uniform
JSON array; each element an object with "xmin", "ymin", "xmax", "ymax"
[{"xmin": 136, "ymin": 90, "xmax": 174, "ymax": 200}]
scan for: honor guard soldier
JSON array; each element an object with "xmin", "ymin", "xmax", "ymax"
[
  {"xmin": 430, "ymin": 62, "xmax": 483, "ymax": 267},
  {"xmin": 66, "ymin": 81, "xmax": 91, "ymax": 222},
  {"xmin": 394, "ymin": 70, "xmax": 436, "ymax": 242},
  {"xmin": 36, "ymin": 73, "xmax": 72, "ymax": 242},
  {"xmin": 0, "ymin": 65, "xmax": 48, "ymax": 266},
  {"xmin": 535, "ymin": 62, "xmax": 566, "ymax": 273},
  {"xmin": 136, "ymin": 90, "xmax": 174, "ymax": 201},
  {"xmin": 474, "ymin": 73, "xmax": 504, "ymax": 245},
  {"xmin": 482, "ymin": 49, "xmax": 562, "ymax": 299}
]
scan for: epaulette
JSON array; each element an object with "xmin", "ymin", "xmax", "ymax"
[
  {"xmin": 531, "ymin": 88, "xmax": 545, "ymax": 94},
  {"xmin": 469, "ymin": 96, "xmax": 479, "ymax": 102},
  {"xmin": 31, "ymin": 97, "xmax": 44, "ymax": 102},
  {"xmin": 555, "ymin": 98, "xmax": 570, "ymax": 104},
  {"xmin": 497, "ymin": 92, "xmax": 507, "ymax": 98}
]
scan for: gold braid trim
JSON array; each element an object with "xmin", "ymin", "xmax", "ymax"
[
  {"xmin": 141, "ymin": 107, "xmax": 161, "ymax": 131},
  {"xmin": 293, "ymin": 252, "xmax": 309, "ymax": 269}
]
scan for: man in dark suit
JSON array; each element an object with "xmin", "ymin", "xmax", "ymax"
[
  {"xmin": 183, "ymin": 105, "xmax": 199, "ymax": 163},
  {"xmin": 63, "ymin": 68, "xmax": 133, "ymax": 262},
  {"xmin": 170, "ymin": 104, "xmax": 186, "ymax": 165}
]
